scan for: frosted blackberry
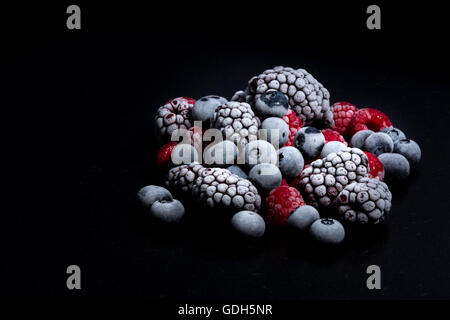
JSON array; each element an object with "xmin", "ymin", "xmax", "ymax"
[
  {"xmin": 336, "ymin": 177, "xmax": 392, "ymax": 224},
  {"xmin": 211, "ymin": 101, "xmax": 261, "ymax": 149},
  {"xmin": 165, "ymin": 162, "xmax": 205, "ymax": 195},
  {"xmin": 231, "ymin": 66, "xmax": 333, "ymax": 128},
  {"xmin": 192, "ymin": 167, "xmax": 262, "ymax": 212},
  {"xmin": 154, "ymin": 97, "xmax": 195, "ymax": 143},
  {"xmin": 297, "ymin": 147, "xmax": 369, "ymax": 208}
]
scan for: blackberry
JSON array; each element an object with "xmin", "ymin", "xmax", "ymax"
[
  {"xmin": 231, "ymin": 66, "xmax": 333, "ymax": 128},
  {"xmin": 297, "ymin": 147, "xmax": 369, "ymax": 208},
  {"xmin": 155, "ymin": 97, "xmax": 195, "ymax": 143},
  {"xmin": 192, "ymin": 167, "xmax": 262, "ymax": 212},
  {"xmin": 211, "ymin": 101, "xmax": 261, "ymax": 149},
  {"xmin": 165, "ymin": 162, "xmax": 205, "ymax": 195},
  {"xmin": 336, "ymin": 177, "xmax": 392, "ymax": 224}
]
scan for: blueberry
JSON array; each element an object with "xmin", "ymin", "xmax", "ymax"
[
  {"xmin": 394, "ymin": 139, "xmax": 421, "ymax": 165},
  {"xmin": 249, "ymin": 163, "xmax": 282, "ymax": 193},
  {"xmin": 138, "ymin": 185, "xmax": 173, "ymax": 207},
  {"xmin": 260, "ymin": 117, "xmax": 289, "ymax": 148},
  {"xmin": 254, "ymin": 90, "xmax": 289, "ymax": 118},
  {"xmin": 287, "ymin": 205, "xmax": 320, "ymax": 231},
  {"xmin": 203, "ymin": 140, "xmax": 238, "ymax": 167},
  {"xmin": 231, "ymin": 210, "xmax": 265, "ymax": 238},
  {"xmin": 380, "ymin": 127, "xmax": 407, "ymax": 144},
  {"xmin": 364, "ymin": 132, "xmax": 394, "ymax": 156},
  {"xmin": 227, "ymin": 165, "xmax": 248, "ymax": 179},
  {"xmin": 150, "ymin": 199, "xmax": 185, "ymax": 223},
  {"xmin": 310, "ymin": 218, "xmax": 345, "ymax": 244},
  {"xmin": 278, "ymin": 146, "xmax": 304, "ymax": 179},
  {"xmin": 192, "ymin": 95, "xmax": 228, "ymax": 125},
  {"xmin": 294, "ymin": 127, "xmax": 325, "ymax": 160},
  {"xmin": 378, "ymin": 153, "xmax": 410, "ymax": 179},
  {"xmin": 320, "ymin": 141, "xmax": 347, "ymax": 158},
  {"xmin": 350, "ymin": 130, "xmax": 374, "ymax": 149},
  {"xmin": 243, "ymin": 140, "xmax": 278, "ymax": 168}
]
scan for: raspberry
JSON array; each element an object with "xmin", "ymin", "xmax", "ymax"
[
  {"xmin": 156, "ymin": 142, "xmax": 178, "ymax": 171},
  {"xmin": 264, "ymin": 186, "xmax": 305, "ymax": 226},
  {"xmin": 280, "ymin": 179, "xmax": 289, "ymax": 186},
  {"xmin": 364, "ymin": 151, "xmax": 385, "ymax": 181},
  {"xmin": 331, "ymin": 101, "xmax": 358, "ymax": 136},
  {"xmin": 321, "ymin": 129, "xmax": 348, "ymax": 146},
  {"xmin": 281, "ymin": 109, "xmax": 303, "ymax": 147},
  {"xmin": 350, "ymin": 108, "xmax": 392, "ymax": 136}
]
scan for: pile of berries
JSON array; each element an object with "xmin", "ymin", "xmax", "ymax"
[{"xmin": 138, "ymin": 66, "xmax": 421, "ymax": 245}]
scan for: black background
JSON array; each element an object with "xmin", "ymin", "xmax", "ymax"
[{"xmin": 1, "ymin": 0, "xmax": 450, "ymax": 304}]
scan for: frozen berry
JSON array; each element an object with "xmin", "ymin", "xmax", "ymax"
[
  {"xmin": 265, "ymin": 186, "xmax": 305, "ymax": 226},
  {"xmin": 203, "ymin": 140, "xmax": 238, "ymax": 167},
  {"xmin": 331, "ymin": 101, "xmax": 358, "ymax": 136},
  {"xmin": 156, "ymin": 142, "xmax": 178, "ymax": 171},
  {"xmin": 380, "ymin": 127, "xmax": 407, "ymax": 144},
  {"xmin": 254, "ymin": 90, "xmax": 290, "ymax": 118},
  {"xmin": 281, "ymin": 109, "xmax": 303, "ymax": 147},
  {"xmin": 350, "ymin": 129, "xmax": 374, "ymax": 149},
  {"xmin": 226, "ymin": 165, "xmax": 248, "ymax": 179},
  {"xmin": 321, "ymin": 129, "xmax": 348, "ymax": 146},
  {"xmin": 249, "ymin": 163, "xmax": 282, "ymax": 193},
  {"xmin": 294, "ymin": 127, "xmax": 325, "ymax": 160},
  {"xmin": 278, "ymin": 146, "xmax": 304, "ymax": 179},
  {"xmin": 378, "ymin": 153, "xmax": 410, "ymax": 179},
  {"xmin": 286, "ymin": 205, "xmax": 320, "ymax": 231},
  {"xmin": 154, "ymin": 97, "xmax": 195, "ymax": 143},
  {"xmin": 171, "ymin": 143, "xmax": 199, "ymax": 166},
  {"xmin": 364, "ymin": 151, "xmax": 385, "ymax": 181},
  {"xmin": 364, "ymin": 132, "xmax": 394, "ymax": 156},
  {"xmin": 192, "ymin": 95, "xmax": 227, "ymax": 126},
  {"xmin": 231, "ymin": 210, "xmax": 266, "ymax": 238},
  {"xmin": 350, "ymin": 108, "xmax": 392, "ymax": 136},
  {"xmin": 320, "ymin": 141, "xmax": 347, "ymax": 159},
  {"xmin": 138, "ymin": 185, "xmax": 173, "ymax": 207},
  {"xmin": 150, "ymin": 199, "xmax": 185, "ymax": 223},
  {"xmin": 242, "ymin": 140, "xmax": 278, "ymax": 168},
  {"xmin": 260, "ymin": 117, "xmax": 289, "ymax": 148},
  {"xmin": 310, "ymin": 218, "xmax": 345, "ymax": 244},
  {"xmin": 394, "ymin": 139, "xmax": 421, "ymax": 165}
]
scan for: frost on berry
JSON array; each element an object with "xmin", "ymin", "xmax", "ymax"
[
  {"xmin": 297, "ymin": 148, "xmax": 368, "ymax": 208},
  {"xmin": 232, "ymin": 66, "xmax": 333, "ymax": 128}
]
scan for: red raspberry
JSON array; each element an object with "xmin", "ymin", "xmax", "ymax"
[
  {"xmin": 331, "ymin": 102, "xmax": 358, "ymax": 136},
  {"xmin": 281, "ymin": 109, "xmax": 302, "ymax": 147},
  {"xmin": 321, "ymin": 129, "xmax": 348, "ymax": 146},
  {"xmin": 265, "ymin": 186, "xmax": 305, "ymax": 226},
  {"xmin": 364, "ymin": 151, "xmax": 385, "ymax": 181},
  {"xmin": 350, "ymin": 108, "xmax": 392, "ymax": 136},
  {"xmin": 156, "ymin": 142, "xmax": 178, "ymax": 171},
  {"xmin": 280, "ymin": 179, "xmax": 289, "ymax": 187}
]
